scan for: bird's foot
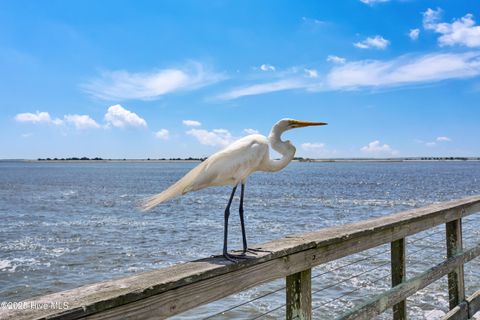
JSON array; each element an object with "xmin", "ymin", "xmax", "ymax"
[
  {"xmin": 223, "ymin": 252, "xmax": 253, "ymax": 263},
  {"xmin": 244, "ymin": 247, "xmax": 272, "ymax": 254},
  {"xmin": 241, "ymin": 248, "xmax": 258, "ymax": 255}
]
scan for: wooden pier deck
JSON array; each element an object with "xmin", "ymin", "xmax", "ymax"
[{"xmin": 1, "ymin": 195, "xmax": 480, "ymax": 320}]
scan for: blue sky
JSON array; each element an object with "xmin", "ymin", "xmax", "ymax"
[{"xmin": 1, "ymin": 0, "xmax": 479, "ymax": 159}]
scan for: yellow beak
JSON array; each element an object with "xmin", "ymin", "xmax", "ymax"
[{"xmin": 290, "ymin": 120, "xmax": 328, "ymax": 128}]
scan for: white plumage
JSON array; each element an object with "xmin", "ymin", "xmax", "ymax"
[
  {"xmin": 141, "ymin": 134, "xmax": 269, "ymax": 210},
  {"xmin": 141, "ymin": 118, "xmax": 327, "ymax": 261}
]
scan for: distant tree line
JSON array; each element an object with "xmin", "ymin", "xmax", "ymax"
[
  {"xmin": 36, "ymin": 156, "xmax": 480, "ymax": 161},
  {"xmin": 417, "ymin": 157, "xmax": 478, "ymax": 161},
  {"xmin": 38, "ymin": 157, "xmax": 104, "ymax": 161},
  {"xmin": 37, "ymin": 157, "xmax": 209, "ymax": 161}
]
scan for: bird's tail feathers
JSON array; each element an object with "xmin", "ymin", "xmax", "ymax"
[
  {"xmin": 139, "ymin": 161, "xmax": 207, "ymax": 211},
  {"xmin": 140, "ymin": 181, "xmax": 185, "ymax": 211}
]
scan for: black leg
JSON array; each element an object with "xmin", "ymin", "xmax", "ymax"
[
  {"xmin": 223, "ymin": 185, "xmax": 237, "ymax": 260},
  {"xmin": 239, "ymin": 183, "xmax": 248, "ymax": 253},
  {"xmin": 238, "ymin": 182, "xmax": 271, "ymax": 256}
]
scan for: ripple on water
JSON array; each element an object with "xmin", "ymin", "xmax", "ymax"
[{"xmin": 1, "ymin": 161, "xmax": 480, "ymax": 318}]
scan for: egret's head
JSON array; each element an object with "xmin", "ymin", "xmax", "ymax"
[{"xmin": 275, "ymin": 118, "xmax": 328, "ymax": 132}]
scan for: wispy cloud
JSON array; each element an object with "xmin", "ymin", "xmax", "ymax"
[
  {"xmin": 423, "ymin": 8, "xmax": 443, "ymax": 30},
  {"xmin": 64, "ymin": 114, "xmax": 100, "ymax": 129},
  {"xmin": 326, "ymin": 51, "xmax": 480, "ymax": 90},
  {"xmin": 409, "ymin": 29, "xmax": 420, "ymax": 40},
  {"xmin": 301, "ymin": 142, "xmax": 326, "ymax": 151},
  {"xmin": 304, "ymin": 68, "xmax": 318, "ymax": 78},
  {"xmin": 182, "ymin": 119, "xmax": 202, "ymax": 127},
  {"xmin": 259, "ymin": 64, "xmax": 276, "ymax": 72},
  {"xmin": 216, "ymin": 51, "xmax": 480, "ymax": 100},
  {"xmin": 186, "ymin": 128, "xmax": 235, "ymax": 147},
  {"xmin": 104, "ymin": 104, "xmax": 147, "ymax": 128},
  {"xmin": 423, "ymin": 8, "xmax": 480, "ymax": 48},
  {"xmin": 154, "ymin": 129, "xmax": 169, "ymax": 140},
  {"xmin": 243, "ymin": 128, "xmax": 259, "ymax": 135},
  {"xmin": 359, "ymin": 0, "xmax": 389, "ymax": 5},
  {"xmin": 15, "ymin": 111, "xmax": 63, "ymax": 125},
  {"xmin": 215, "ymin": 79, "xmax": 307, "ymax": 100},
  {"xmin": 301, "ymin": 17, "xmax": 326, "ymax": 26},
  {"xmin": 354, "ymin": 35, "xmax": 390, "ymax": 49},
  {"xmin": 82, "ymin": 62, "xmax": 224, "ymax": 101},
  {"xmin": 300, "ymin": 142, "xmax": 336, "ymax": 158},
  {"xmin": 416, "ymin": 136, "xmax": 452, "ymax": 147},
  {"xmin": 437, "ymin": 136, "xmax": 451, "ymax": 142},
  {"xmin": 361, "ymin": 140, "xmax": 398, "ymax": 156},
  {"xmin": 327, "ymin": 55, "xmax": 346, "ymax": 64}
]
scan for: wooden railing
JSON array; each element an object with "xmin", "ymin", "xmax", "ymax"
[{"xmin": 2, "ymin": 195, "xmax": 480, "ymax": 320}]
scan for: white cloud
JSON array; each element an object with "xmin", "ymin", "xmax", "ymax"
[
  {"xmin": 182, "ymin": 120, "xmax": 202, "ymax": 127},
  {"xmin": 16, "ymin": 111, "xmax": 98, "ymax": 129},
  {"xmin": 437, "ymin": 136, "xmax": 451, "ymax": 142},
  {"xmin": 243, "ymin": 128, "xmax": 259, "ymax": 135},
  {"xmin": 16, "ymin": 106, "xmax": 150, "ymax": 131},
  {"xmin": 215, "ymin": 79, "xmax": 306, "ymax": 100},
  {"xmin": 354, "ymin": 35, "xmax": 390, "ymax": 49},
  {"xmin": 409, "ymin": 28, "xmax": 420, "ymax": 40},
  {"xmin": 217, "ymin": 50, "xmax": 480, "ymax": 100},
  {"xmin": 423, "ymin": 9, "xmax": 480, "ymax": 48},
  {"xmin": 423, "ymin": 8, "xmax": 443, "ymax": 30},
  {"xmin": 64, "ymin": 114, "xmax": 100, "ymax": 129},
  {"xmin": 360, "ymin": 0, "xmax": 389, "ymax": 5},
  {"xmin": 300, "ymin": 142, "xmax": 336, "ymax": 157},
  {"xmin": 301, "ymin": 17, "xmax": 326, "ymax": 26},
  {"xmin": 361, "ymin": 140, "xmax": 398, "ymax": 156},
  {"xmin": 327, "ymin": 55, "xmax": 346, "ymax": 64},
  {"xmin": 260, "ymin": 64, "xmax": 276, "ymax": 72},
  {"xmin": 326, "ymin": 51, "xmax": 480, "ymax": 90},
  {"xmin": 154, "ymin": 129, "xmax": 170, "ymax": 140},
  {"xmin": 301, "ymin": 142, "xmax": 326, "ymax": 151},
  {"xmin": 304, "ymin": 68, "xmax": 318, "ymax": 78},
  {"xmin": 104, "ymin": 104, "xmax": 147, "ymax": 128},
  {"xmin": 416, "ymin": 136, "xmax": 452, "ymax": 147},
  {"xmin": 15, "ymin": 111, "xmax": 50, "ymax": 123},
  {"xmin": 82, "ymin": 62, "xmax": 223, "ymax": 101},
  {"xmin": 15, "ymin": 111, "xmax": 63, "ymax": 125},
  {"xmin": 187, "ymin": 128, "xmax": 235, "ymax": 147}
]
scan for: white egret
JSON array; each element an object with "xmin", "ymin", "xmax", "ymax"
[{"xmin": 141, "ymin": 118, "xmax": 327, "ymax": 261}]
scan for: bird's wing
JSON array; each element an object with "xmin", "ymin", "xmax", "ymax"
[
  {"xmin": 194, "ymin": 137, "xmax": 268, "ymax": 188},
  {"xmin": 140, "ymin": 135, "xmax": 268, "ymax": 211}
]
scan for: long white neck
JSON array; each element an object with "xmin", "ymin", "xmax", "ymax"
[{"xmin": 263, "ymin": 124, "xmax": 296, "ymax": 172}]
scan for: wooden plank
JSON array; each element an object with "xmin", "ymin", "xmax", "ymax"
[
  {"xmin": 391, "ymin": 238, "xmax": 406, "ymax": 320},
  {"xmin": 442, "ymin": 302, "xmax": 468, "ymax": 320},
  {"xmin": 2, "ymin": 196, "xmax": 480, "ymax": 320},
  {"xmin": 466, "ymin": 289, "xmax": 480, "ymax": 318},
  {"xmin": 445, "ymin": 218, "xmax": 465, "ymax": 310},
  {"xmin": 337, "ymin": 242, "xmax": 480, "ymax": 320},
  {"xmin": 286, "ymin": 269, "xmax": 312, "ymax": 320}
]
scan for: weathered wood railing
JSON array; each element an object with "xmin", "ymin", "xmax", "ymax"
[{"xmin": 2, "ymin": 195, "xmax": 480, "ymax": 320}]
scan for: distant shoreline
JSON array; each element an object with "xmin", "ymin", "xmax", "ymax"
[{"xmin": 1, "ymin": 157, "xmax": 479, "ymax": 163}]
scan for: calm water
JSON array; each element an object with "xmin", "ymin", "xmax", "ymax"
[{"xmin": 1, "ymin": 161, "xmax": 480, "ymax": 319}]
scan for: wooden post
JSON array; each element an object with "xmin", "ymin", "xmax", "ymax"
[
  {"xmin": 286, "ymin": 269, "xmax": 311, "ymax": 320},
  {"xmin": 446, "ymin": 217, "xmax": 465, "ymax": 310},
  {"xmin": 391, "ymin": 238, "xmax": 407, "ymax": 320}
]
